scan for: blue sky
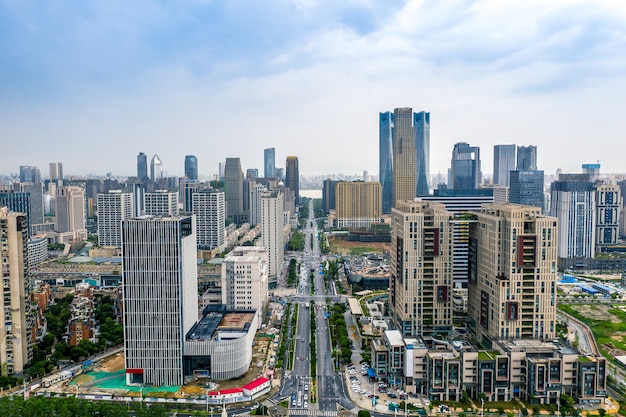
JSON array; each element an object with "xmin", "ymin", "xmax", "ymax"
[{"xmin": 1, "ymin": 0, "xmax": 625, "ymax": 179}]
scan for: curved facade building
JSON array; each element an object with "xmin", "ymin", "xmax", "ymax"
[{"xmin": 379, "ymin": 112, "xmax": 394, "ymax": 214}]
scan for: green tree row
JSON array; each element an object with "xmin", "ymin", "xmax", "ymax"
[
  {"xmin": 287, "ymin": 230, "xmax": 305, "ymax": 251},
  {"xmin": 0, "ymin": 396, "xmax": 167, "ymax": 417}
]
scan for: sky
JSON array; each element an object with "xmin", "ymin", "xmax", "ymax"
[{"xmin": 1, "ymin": 0, "xmax": 626, "ymax": 179}]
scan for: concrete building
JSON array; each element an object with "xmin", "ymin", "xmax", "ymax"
[
  {"xmin": 261, "ymin": 190, "xmax": 284, "ymax": 287},
  {"xmin": 97, "ymin": 190, "xmax": 134, "ymax": 247},
  {"xmin": 144, "ymin": 190, "xmax": 179, "ymax": 216},
  {"xmin": 335, "ymin": 181, "xmax": 382, "ymax": 228},
  {"xmin": 468, "ymin": 204, "xmax": 558, "ymax": 344},
  {"xmin": 192, "ymin": 189, "xmax": 225, "ymax": 250},
  {"xmin": 391, "ymin": 201, "xmax": 454, "ymax": 338},
  {"xmin": 248, "ymin": 183, "xmax": 265, "ymax": 227},
  {"xmin": 285, "ymin": 156, "xmax": 299, "ymax": 204},
  {"xmin": 225, "ymin": 158, "xmax": 244, "ymax": 223},
  {"xmin": 55, "ymin": 185, "xmax": 87, "ymax": 241},
  {"xmin": 0, "ymin": 207, "xmax": 33, "ymax": 375},
  {"xmin": 594, "ymin": 183, "xmax": 621, "ymax": 248},
  {"xmin": 549, "ymin": 174, "xmax": 596, "ymax": 267},
  {"xmin": 392, "ymin": 108, "xmax": 417, "ymax": 208},
  {"xmin": 17, "ymin": 182, "xmax": 45, "ymax": 225},
  {"xmin": 122, "ymin": 215, "xmax": 198, "ymax": 386},
  {"xmin": 222, "ymin": 246, "xmax": 268, "ymax": 323}
]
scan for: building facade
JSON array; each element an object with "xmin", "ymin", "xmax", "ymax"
[
  {"xmin": 263, "ymin": 148, "xmax": 276, "ymax": 179},
  {"xmin": 509, "ymin": 170, "xmax": 545, "ymax": 210},
  {"xmin": 285, "ymin": 156, "xmax": 299, "ymax": 204},
  {"xmin": 185, "ymin": 155, "xmax": 198, "ymax": 180},
  {"xmin": 391, "ymin": 201, "xmax": 454, "ymax": 338},
  {"xmin": 0, "ymin": 207, "xmax": 33, "ymax": 375},
  {"xmin": 192, "ymin": 189, "xmax": 225, "ymax": 250},
  {"xmin": 468, "ymin": 204, "xmax": 558, "ymax": 344},
  {"xmin": 225, "ymin": 158, "xmax": 244, "ymax": 224},
  {"xmin": 517, "ymin": 146, "xmax": 537, "ymax": 171},
  {"xmin": 144, "ymin": 190, "xmax": 179, "ymax": 216},
  {"xmin": 379, "ymin": 111, "xmax": 394, "ymax": 214},
  {"xmin": 221, "ymin": 246, "xmax": 268, "ymax": 323},
  {"xmin": 122, "ymin": 215, "xmax": 198, "ymax": 386},
  {"xmin": 137, "ymin": 152, "xmax": 148, "ymax": 181},
  {"xmin": 392, "ymin": 108, "xmax": 417, "ymax": 208},
  {"xmin": 55, "ymin": 186, "xmax": 87, "ymax": 241},
  {"xmin": 335, "ymin": 181, "xmax": 382, "ymax": 228},
  {"xmin": 97, "ymin": 190, "xmax": 135, "ymax": 247},
  {"xmin": 493, "ymin": 144, "xmax": 516, "ymax": 187},
  {"xmin": 450, "ymin": 142, "xmax": 481, "ymax": 190},
  {"xmin": 261, "ymin": 190, "xmax": 284, "ymax": 286},
  {"xmin": 594, "ymin": 183, "xmax": 621, "ymax": 248},
  {"xmin": 414, "ymin": 111, "xmax": 430, "ymax": 197}
]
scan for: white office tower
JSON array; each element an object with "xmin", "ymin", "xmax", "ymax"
[
  {"xmin": 222, "ymin": 246, "xmax": 269, "ymax": 322},
  {"xmin": 122, "ymin": 215, "xmax": 198, "ymax": 386},
  {"xmin": 55, "ymin": 185, "xmax": 87, "ymax": 241},
  {"xmin": 248, "ymin": 183, "xmax": 266, "ymax": 227},
  {"xmin": 261, "ymin": 190, "xmax": 284, "ymax": 285},
  {"xmin": 0, "ymin": 208, "xmax": 33, "ymax": 375},
  {"xmin": 192, "ymin": 190, "xmax": 225, "ymax": 250},
  {"xmin": 97, "ymin": 190, "xmax": 134, "ymax": 247},
  {"xmin": 144, "ymin": 190, "xmax": 179, "ymax": 216}
]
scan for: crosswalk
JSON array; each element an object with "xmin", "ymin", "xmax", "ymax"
[{"xmin": 289, "ymin": 410, "xmax": 337, "ymax": 417}]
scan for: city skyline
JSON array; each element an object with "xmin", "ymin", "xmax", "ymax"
[{"xmin": 1, "ymin": 1, "xmax": 626, "ymax": 177}]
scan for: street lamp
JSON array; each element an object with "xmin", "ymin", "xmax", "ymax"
[
  {"xmin": 481, "ymin": 398, "xmax": 485, "ymax": 417},
  {"xmin": 557, "ymin": 400, "xmax": 561, "ymax": 417}
]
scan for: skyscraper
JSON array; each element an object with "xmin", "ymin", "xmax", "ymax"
[
  {"xmin": 19, "ymin": 166, "xmax": 40, "ymax": 183},
  {"xmin": 322, "ymin": 179, "xmax": 338, "ymax": 214},
  {"xmin": 248, "ymin": 183, "xmax": 266, "ymax": 226},
  {"xmin": 595, "ymin": 183, "xmax": 622, "ymax": 247},
  {"xmin": 493, "ymin": 144, "xmax": 516, "ymax": 187},
  {"xmin": 392, "ymin": 108, "xmax": 417, "ymax": 208},
  {"xmin": 49, "ymin": 162, "xmax": 58, "ymax": 183},
  {"xmin": 122, "ymin": 215, "xmax": 198, "ymax": 386},
  {"xmin": 17, "ymin": 182, "xmax": 44, "ymax": 225},
  {"xmin": 246, "ymin": 169, "xmax": 258, "ymax": 180},
  {"xmin": 285, "ymin": 156, "xmax": 299, "ymax": 204},
  {"xmin": 97, "ymin": 190, "xmax": 135, "ymax": 247},
  {"xmin": 335, "ymin": 181, "xmax": 382, "ymax": 228},
  {"xmin": 516, "ymin": 146, "xmax": 537, "ymax": 171},
  {"xmin": 55, "ymin": 186, "xmax": 86, "ymax": 235},
  {"xmin": 414, "ymin": 111, "xmax": 430, "ymax": 196},
  {"xmin": 261, "ymin": 190, "xmax": 284, "ymax": 288},
  {"xmin": 192, "ymin": 189, "xmax": 225, "ymax": 250},
  {"xmin": 137, "ymin": 153, "xmax": 148, "ymax": 181},
  {"xmin": 379, "ymin": 111, "xmax": 394, "ymax": 213},
  {"xmin": 184, "ymin": 155, "xmax": 198, "ymax": 180},
  {"xmin": 509, "ymin": 170, "xmax": 545, "ymax": 210},
  {"xmin": 264, "ymin": 148, "xmax": 276, "ymax": 179},
  {"xmin": 449, "ymin": 142, "xmax": 481, "ymax": 190},
  {"xmin": 390, "ymin": 200, "xmax": 454, "ymax": 337},
  {"xmin": 224, "ymin": 158, "xmax": 244, "ymax": 223},
  {"xmin": 0, "ymin": 191, "xmax": 32, "ymax": 236},
  {"xmin": 144, "ymin": 190, "xmax": 179, "ymax": 216},
  {"xmin": 468, "ymin": 204, "xmax": 557, "ymax": 342},
  {"xmin": 150, "ymin": 154, "xmax": 163, "ymax": 182},
  {"xmin": 0, "ymin": 207, "xmax": 33, "ymax": 375},
  {"xmin": 550, "ymin": 174, "xmax": 596, "ymax": 265}
]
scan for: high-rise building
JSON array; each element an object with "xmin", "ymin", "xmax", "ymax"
[
  {"xmin": 19, "ymin": 166, "xmax": 40, "ymax": 183},
  {"xmin": 225, "ymin": 158, "xmax": 244, "ymax": 223},
  {"xmin": 414, "ymin": 111, "xmax": 430, "ymax": 197},
  {"xmin": 96, "ymin": 190, "xmax": 134, "ymax": 247},
  {"xmin": 246, "ymin": 169, "xmax": 259, "ymax": 180},
  {"xmin": 261, "ymin": 190, "xmax": 284, "ymax": 287},
  {"xmin": 137, "ymin": 153, "xmax": 148, "ymax": 181},
  {"xmin": 285, "ymin": 156, "xmax": 299, "ymax": 204},
  {"xmin": 264, "ymin": 148, "xmax": 276, "ymax": 179},
  {"xmin": 0, "ymin": 207, "xmax": 33, "ymax": 375},
  {"xmin": 49, "ymin": 162, "xmax": 58, "ymax": 183},
  {"xmin": 184, "ymin": 155, "xmax": 198, "ymax": 180},
  {"xmin": 122, "ymin": 215, "xmax": 198, "ymax": 386},
  {"xmin": 17, "ymin": 182, "xmax": 44, "ymax": 225},
  {"xmin": 335, "ymin": 181, "xmax": 382, "ymax": 228},
  {"xmin": 390, "ymin": 201, "xmax": 454, "ymax": 337},
  {"xmin": 0, "ymin": 191, "xmax": 32, "ymax": 236},
  {"xmin": 248, "ymin": 183, "xmax": 266, "ymax": 226},
  {"xmin": 57, "ymin": 163, "xmax": 63, "ymax": 183},
  {"xmin": 55, "ymin": 186, "xmax": 86, "ymax": 234},
  {"xmin": 150, "ymin": 154, "xmax": 163, "ymax": 182},
  {"xmin": 595, "ymin": 183, "xmax": 622, "ymax": 247},
  {"xmin": 192, "ymin": 189, "xmax": 225, "ymax": 250},
  {"xmin": 379, "ymin": 111, "xmax": 394, "ymax": 213},
  {"xmin": 550, "ymin": 174, "xmax": 596, "ymax": 265},
  {"xmin": 392, "ymin": 108, "xmax": 417, "ymax": 208},
  {"xmin": 222, "ymin": 246, "xmax": 268, "ymax": 322},
  {"xmin": 468, "ymin": 204, "xmax": 558, "ymax": 343},
  {"xmin": 449, "ymin": 142, "xmax": 481, "ymax": 190},
  {"xmin": 582, "ymin": 163, "xmax": 601, "ymax": 182},
  {"xmin": 493, "ymin": 144, "xmax": 516, "ymax": 187},
  {"xmin": 516, "ymin": 146, "xmax": 537, "ymax": 171},
  {"xmin": 144, "ymin": 190, "xmax": 179, "ymax": 216},
  {"xmin": 509, "ymin": 170, "xmax": 545, "ymax": 210},
  {"xmin": 322, "ymin": 179, "xmax": 338, "ymax": 214}
]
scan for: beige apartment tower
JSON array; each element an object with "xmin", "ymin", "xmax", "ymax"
[
  {"xmin": 392, "ymin": 108, "xmax": 417, "ymax": 208},
  {"xmin": 335, "ymin": 181, "xmax": 382, "ymax": 228},
  {"xmin": 391, "ymin": 201, "xmax": 454, "ymax": 337},
  {"xmin": 0, "ymin": 207, "xmax": 33, "ymax": 375},
  {"xmin": 468, "ymin": 204, "xmax": 558, "ymax": 344},
  {"xmin": 261, "ymin": 190, "xmax": 284, "ymax": 286}
]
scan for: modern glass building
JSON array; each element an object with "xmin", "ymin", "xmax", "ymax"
[
  {"xmin": 493, "ymin": 144, "xmax": 516, "ymax": 187},
  {"xmin": 137, "ymin": 152, "xmax": 148, "ymax": 181},
  {"xmin": 263, "ymin": 148, "xmax": 276, "ymax": 179},
  {"xmin": 414, "ymin": 111, "xmax": 430, "ymax": 196},
  {"xmin": 392, "ymin": 108, "xmax": 417, "ymax": 208},
  {"xmin": 184, "ymin": 155, "xmax": 198, "ymax": 180},
  {"xmin": 379, "ymin": 111, "xmax": 394, "ymax": 213},
  {"xmin": 285, "ymin": 156, "xmax": 299, "ymax": 204},
  {"xmin": 509, "ymin": 170, "xmax": 545, "ymax": 210},
  {"xmin": 450, "ymin": 142, "xmax": 481, "ymax": 190},
  {"xmin": 516, "ymin": 146, "xmax": 537, "ymax": 171}
]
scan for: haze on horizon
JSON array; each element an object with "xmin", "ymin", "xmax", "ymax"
[{"xmin": 1, "ymin": 0, "xmax": 625, "ymax": 179}]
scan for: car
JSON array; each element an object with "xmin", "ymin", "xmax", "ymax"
[
  {"xmin": 304, "ymin": 394, "xmax": 308, "ymax": 401},
  {"xmin": 388, "ymin": 393, "xmax": 398, "ymax": 399},
  {"xmin": 304, "ymin": 384, "xmax": 309, "ymax": 391},
  {"xmin": 303, "ymin": 400, "xmax": 308, "ymax": 408}
]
